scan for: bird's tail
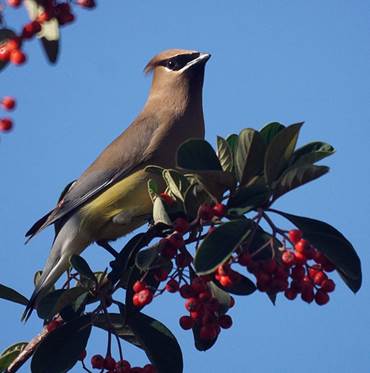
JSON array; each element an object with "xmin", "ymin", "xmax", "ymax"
[{"xmin": 22, "ymin": 213, "xmax": 87, "ymax": 322}]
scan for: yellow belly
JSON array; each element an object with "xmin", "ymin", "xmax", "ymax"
[{"xmin": 79, "ymin": 169, "xmax": 153, "ymax": 241}]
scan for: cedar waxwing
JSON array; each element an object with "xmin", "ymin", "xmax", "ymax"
[{"xmin": 23, "ymin": 49, "xmax": 210, "ymax": 320}]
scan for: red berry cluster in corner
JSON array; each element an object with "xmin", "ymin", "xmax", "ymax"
[
  {"xmin": 237, "ymin": 229, "xmax": 336, "ymax": 305},
  {"xmin": 90, "ymin": 353, "xmax": 157, "ymax": 372}
]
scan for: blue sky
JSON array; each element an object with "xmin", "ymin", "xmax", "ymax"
[{"xmin": 1, "ymin": 1, "xmax": 369, "ymax": 372}]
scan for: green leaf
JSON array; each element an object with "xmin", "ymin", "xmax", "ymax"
[
  {"xmin": 93, "ymin": 313, "xmax": 142, "ymax": 349},
  {"xmin": 270, "ymin": 210, "xmax": 362, "ymax": 292},
  {"xmin": 135, "ymin": 246, "xmax": 160, "ymax": 272},
  {"xmin": 70, "ymin": 255, "xmax": 97, "ymax": 284},
  {"xmin": 228, "ymin": 179, "xmax": 271, "ymax": 215},
  {"xmin": 264, "ymin": 122, "xmax": 303, "ymax": 185},
  {"xmin": 235, "ymin": 129, "xmax": 266, "ymax": 185},
  {"xmin": 259, "ymin": 122, "xmax": 285, "ymax": 145},
  {"xmin": 162, "ymin": 169, "xmax": 190, "ymax": 202},
  {"xmin": 226, "ymin": 134, "xmax": 238, "ymax": 156},
  {"xmin": 24, "ymin": 0, "xmax": 59, "ymax": 63},
  {"xmin": 31, "ymin": 315, "xmax": 92, "ymax": 373},
  {"xmin": 0, "ymin": 342, "xmax": 28, "ymax": 372},
  {"xmin": 129, "ymin": 312, "xmax": 183, "ymax": 373},
  {"xmin": 0, "ymin": 284, "xmax": 28, "ymax": 306},
  {"xmin": 214, "ymin": 274, "xmax": 256, "ymax": 295},
  {"xmin": 0, "ymin": 28, "xmax": 17, "ymax": 72},
  {"xmin": 217, "ymin": 136, "xmax": 233, "ymax": 172},
  {"xmin": 152, "ymin": 197, "xmax": 172, "ymax": 226},
  {"xmin": 274, "ymin": 165, "xmax": 329, "ymax": 198},
  {"xmin": 290, "ymin": 141, "xmax": 335, "ymax": 167},
  {"xmin": 37, "ymin": 287, "xmax": 88, "ymax": 320},
  {"xmin": 194, "ymin": 220, "xmax": 252, "ymax": 275},
  {"xmin": 177, "ymin": 139, "xmax": 222, "ymax": 171},
  {"xmin": 147, "ymin": 179, "xmax": 159, "ymax": 203}
]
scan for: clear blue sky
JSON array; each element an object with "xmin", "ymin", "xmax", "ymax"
[{"xmin": 1, "ymin": 1, "xmax": 369, "ymax": 372}]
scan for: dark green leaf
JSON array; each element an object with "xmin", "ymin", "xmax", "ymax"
[
  {"xmin": 264, "ymin": 122, "xmax": 303, "ymax": 185},
  {"xmin": 0, "ymin": 28, "xmax": 16, "ymax": 72},
  {"xmin": 270, "ymin": 210, "xmax": 362, "ymax": 292},
  {"xmin": 208, "ymin": 281, "xmax": 231, "ymax": 314},
  {"xmin": 226, "ymin": 134, "xmax": 238, "ymax": 156},
  {"xmin": 274, "ymin": 165, "xmax": 329, "ymax": 198},
  {"xmin": 37, "ymin": 287, "xmax": 88, "ymax": 320},
  {"xmin": 0, "ymin": 284, "xmax": 28, "ymax": 306},
  {"xmin": 162, "ymin": 169, "xmax": 190, "ymax": 202},
  {"xmin": 0, "ymin": 342, "xmax": 28, "ymax": 372},
  {"xmin": 177, "ymin": 139, "xmax": 222, "ymax": 171},
  {"xmin": 147, "ymin": 179, "xmax": 159, "ymax": 203},
  {"xmin": 194, "ymin": 220, "xmax": 252, "ymax": 275},
  {"xmin": 70, "ymin": 255, "xmax": 96, "ymax": 284},
  {"xmin": 214, "ymin": 274, "xmax": 256, "ymax": 295},
  {"xmin": 31, "ymin": 315, "xmax": 92, "ymax": 373},
  {"xmin": 153, "ymin": 197, "xmax": 172, "ymax": 226},
  {"xmin": 129, "ymin": 312, "xmax": 183, "ymax": 373},
  {"xmin": 217, "ymin": 136, "xmax": 233, "ymax": 172},
  {"xmin": 184, "ymin": 183, "xmax": 213, "ymax": 220},
  {"xmin": 135, "ymin": 246, "xmax": 160, "ymax": 272},
  {"xmin": 290, "ymin": 141, "xmax": 335, "ymax": 167},
  {"xmin": 235, "ymin": 129, "xmax": 266, "ymax": 185},
  {"xmin": 228, "ymin": 180, "xmax": 271, "ymax": 215},
  {"xmin": 259, "ymin": 122, "xmax": 285, "ymax": 145},
  {"xmin": 93, "ymin": 313, "xmax": 142, "ymax": 349}
]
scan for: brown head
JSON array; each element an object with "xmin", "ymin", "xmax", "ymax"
[{"xmin": 144, "ymin": 49, "xmax": 211, "ymax": 106}]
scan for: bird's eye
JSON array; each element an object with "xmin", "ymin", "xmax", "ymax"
[{"xmin": 166, "ymin": 59, "xmax": 178, "ymax": 70}]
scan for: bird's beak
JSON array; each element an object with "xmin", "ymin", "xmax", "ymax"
[{"xmin": 181, "ymin": 52, "xmax": 211, "ymax": 72}]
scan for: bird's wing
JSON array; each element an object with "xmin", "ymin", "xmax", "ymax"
[{"xmin": 26, "ymin": 115, "xmax": 160, "ymax": 240}]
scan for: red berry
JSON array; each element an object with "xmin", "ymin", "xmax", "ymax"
[
  {"xmin": 179, "ymin": 284, "xmax": 195, "ymax": 299},
  {"xmin": 315, "ymin": 290, "xmax": 330, "ymax": 305},
  {"xmin": 115, "ymin": 360, "xmax": 131, "ymax": 371},
  {"xmin": 0, "ymin": 45, "xmax": 10, "ymax": 61},
  {"xmin": 104, "ymin": 356, "xmax": 116, "ymax": 370},
  {"xmin": 190, "ymin": 309, "xmax": 204, "ymax": 320},
  {"xmin": 295, "ymin": 239, "xmax": 310, "ymax": 253},
  {"xmin": 179, "ymin": 315, "xmax": 194, "ymax": 330},
  {"xmin": 185, "ymin": 297, "xmax": 199, "ymax": 312},
  {"xmin": 206, "ymin": 298, "xmax": 220, "ymax": 312},
  {"xmin": 291, "ymin": 265, "xmax": 305, "ymax": 281},
  {"xmin": 175, "ymin": 252, "xmax": 192, "ymax": 268},
  {"xmin": 77, "ymin": 0, "xmax": 96, "ymax": 8},
  {"xmin": 132, "ymin": 280, "xmax": 146, "ymax": 293},
  {"xmin": 1, "ymin": 96, "xmax": 16, "ymax": 111},
  {"xmin": 37, "ymin": 11, "xmax": 52, "ymax": 23},
  {"xmin": 294, "ymin": 251, "xmax": 307, "ymax": 265},
  {"xmin": 288, "ymin": 229, "xmax": 303, "ymax": 244},
  {"xmin": 173, "ymin": 217, "xmax": 190, "ymax": 233},
  {"xmin": 238, "ymin": 252, "xmax": 251, "ymax": 266},
  {"xmin": 229, "ymin": 296, "xmax": 235, "ymax": 308},
  {"xmin": 321, "ymin": 279, "xmax": 335, "ymax": 293},
  {"xmin": 218, "ymin": 314, "xmax": 233, "ymax": 329},
  {"xmin": 284, "ymin": 288, "xmax": 298, "ymax": 300},
  {"xmin": 160, "ymin": 239, "xmax": 177, "ymax": 259},
  {"xmin": 143, "ymin": 364, "xmax": 157, "ymax": 373},
  {"xmin": 198, "ymin": 291, "xmax": 211, "ymax": 302},
  {"xmin": 0, "ymin": 118, "xmax": 13, "ymax": 132},
  {"xmin": 167, "ymin": 232, "xmax": 184, "ymax": 249},
  {"xmin": 212, "ymin": 203, "xmax": 227, "ymax": 217},
  {"xmin": 22, "ymin": 21, "xmax": 41, "ymax": 39},
  {"xmin": 46, "ymin": 319, "xmax": 61, "ymax": 332},
  {"xmin": 323, "ymin": 262, "xmax": 336, "ymax": 272},
  {"xmin": 219, "ymin": 275, "xmax": 233, "ymax": 288},
  {"xmin": 160, "ymin": 192, "xmax": 174, "ymax": 205},
  {"xmin": 165, "ymin": 278, "xmax": 179, "ymax": 293},
  {"xmin": 281, "ymin": 250, "xmax": 295, "ymax": 267},
  {"xmin": 313, "ymin": 251, "xmax": 328, "ymax": 264},
  {"xmin": 10, "ymin": 49, "xmax": 26, "ymax": 65},
  {"xmin": 135, "ymin": 289, "xmax": 153, "ymax": 307},
  {"xmin": 91, "ymin": 354, "xmax": 104, "ymax": 369},
  {"xmin": 313, "ymin": 271, "xmax": 327, "ymax": 286},
  {"xmin": 262, "ymin": 259, "xmax": 277, "ymax": 273},
  {"xmin": 198, "ymin": 203, "xmax": 214, "ymax": 221},
  {"xmin": 153, "ymin": 267, "xmax": 169, "ymax": 282},
  {"xmin": 199, "ymin": 325, "xmax": 218, "ymax": 340},
  {"xmin": 7, "ymin": 0, "xmax": 22, "ymax": 7},
  {"xmin": 191, "ymin": 277, "xmax": 207, "ymax": 293},
  {"xmin": 301, "ymin": 285, "xmax": 314, "ymax": 303},
  {"xmin": 6, "ymin": 38, "xmax": 21, "ymax": 52},
  {"xmin": 202, "ymin": 311, "xmax": 217, "ymax": 325}
]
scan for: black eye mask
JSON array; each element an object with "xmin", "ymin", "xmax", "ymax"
[{"xmin": 160, "ymin": 53, "xmax": 200, "ymax": 71}]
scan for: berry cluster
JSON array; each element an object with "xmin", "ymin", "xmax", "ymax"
[
  {"xmin": 90, "ymin": 354, "xmax": 156, "ymax": 373},
  {"xmin": 238, "ymin": 229, "xmax": 336, "ymax": 305},
  {"xmin": 0, "ymin": 96, "xmax": 16, "ymax": 132},
  {"xmin": 178, "ymin": 276, "xmax": 233, "ymax": 341}
]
